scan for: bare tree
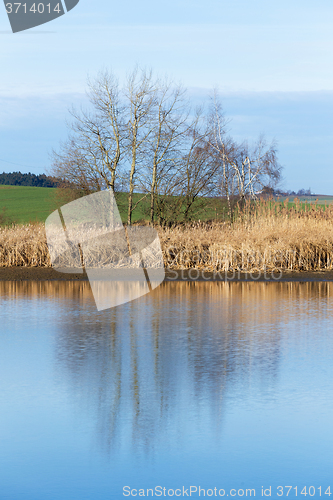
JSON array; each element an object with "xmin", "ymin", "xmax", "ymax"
[
  {"xmin": 51, "ymin": 139, "xmax": 104, "ymax": 194},
  {"xmin": 179, "ymin": 115, "xmax": 218, "ymax": 221},
  {"xmin": 51, "ymin": 73, "xmax": 282, "ymax": 226},
  {"xmin": 150, "ymin": 110, "xmax": 218, "ymax": 225},
  {"xmin": 123, "ymin": 68, "xmax": 160, "ymax": 225},
  {"xmin": 136, "ymin": 81, "xmax": 190, "ymax": 224},
  {"xmin": 51, "ymin": 70, "xmax": 124, "ymax": 195},
  {"xmin": 235, "ymin": 135, "xmax": 281, "ymax": 202},
  {"xmin": 206, "ymin": 95, "xmax": 234, "ymax": 214},
  {"xmin": 208, "ymin": 93, "xmax": 282, "ymax": 214},
  {"xmin": 85, "ymin": 71, "xmax": 125, "ymax": 192}
]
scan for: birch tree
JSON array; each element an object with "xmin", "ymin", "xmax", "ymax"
[
  {"xmin": 208, "ymin": 93, "xmax": 282, "ymax": 211},
  {"xmin": 51, "ymin": 70, "xmax": 124, "ymax": 194},
  {"xmin": 150, "ymin": 110, "xmax": 218, "ymax": 225},
  {"xmin": 138, "ymin": 82, "xmax": 190, "ymax": 224},
  {"xmin": 179, "ymin": 115, "xmax": 218, "ymax": 221},
  {"xmin": 51, "ymin": 74, "xmax": 282, "ymax": 225},
  {"xmin": 124, "ymin": 68, "xmax": 159, "ymax": 225}
]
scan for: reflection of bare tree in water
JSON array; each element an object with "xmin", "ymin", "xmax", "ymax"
[{"xmin": 51, "ymin": 280, "xmax": 333, "ymax": 456}]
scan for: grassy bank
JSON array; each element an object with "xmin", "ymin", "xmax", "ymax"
[
  {"xmin": 0, "ymin": 185, "xmax": 223, "ymax": 224},
  {"xmin": 0, "ymin": 186, "xmax": 58, "ymax": 224},
  {"xmin": 1, "ymin": 200, "xmax": 333, "ymax": 272},
  {"xmin": 1, "ymin": 185, "xmax": 333, "ymax": 226}
]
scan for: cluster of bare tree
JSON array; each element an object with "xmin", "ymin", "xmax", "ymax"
[{"xmin": 51, "ymin": 68, "xmax": 282, "ymax": 225}]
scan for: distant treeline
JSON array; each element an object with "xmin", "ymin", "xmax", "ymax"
[
  {"xmin": 0, "ymin": 172, "xmax": 59, "ymax": 187},
  {"xmin": 262, "ymin": 186, "xmax": 312, "ymax": 197}
]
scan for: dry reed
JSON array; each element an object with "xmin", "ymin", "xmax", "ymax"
[
  {"xmin": 161, "ymin": 199, "xmax": 333, "ymax": 272},
  {"xmin": 1, "ymin": 199, "xmax": 333, "ymax": 272},
  {"xmin": 0, "ymin": 223, "xmax": 51, "ymax": 267}
]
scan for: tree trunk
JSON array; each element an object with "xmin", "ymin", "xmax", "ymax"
[
  {"xmin": 127, "ymin": 125, "xmax": 137, "ymax": 226},
  {"xmin": 150, "ymin": 163, "xmax": 157, "ymax": 224}
]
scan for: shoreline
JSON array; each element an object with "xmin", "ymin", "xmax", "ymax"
[{"xmin": 1, "ymin": 267, "xmax": 333, "ymax": 282}]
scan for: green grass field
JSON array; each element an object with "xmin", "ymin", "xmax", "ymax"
[
  {"xmin": 1, "ymin": 185, "xmax": 333, "ymax": 226},
  {"xmin": 114, "ymin": 192, "xmax": 223, "ymax": 223},
  {"xmin": 0, "ymin": 186, "xmax": 223, "ymax": 225},
  {"xmin": 0, "ymin": 186, "xmax": 59, "ymax": 224},
  {"xmin": 276, "ymin": 195, "xmax": 333, "ymax": 205}
]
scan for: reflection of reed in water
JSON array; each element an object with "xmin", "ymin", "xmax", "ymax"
[
  {"xmin": 4, "ymin": 280, "xmax": 331, "ymax": 456},
  {"xmin": 87, "ymin": 273, "xmax": 150, "ymax": 310},
  {"xmin": 0, "ymin": 278, "xmax": 153, "ymax": 312},
  {"xmin": 2, "ymin": 279, "xmax": 331, "ymax": 310},
  {"xmin": 0, "ymin": 280, "xmax": 93, "ymax": 306}
]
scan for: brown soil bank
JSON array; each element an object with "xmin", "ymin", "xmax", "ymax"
[
  {"xmin": 0, "ymin": 267, "xmax": 88, "ymax": 281},
  {"xmin": 1, "ymin": 267, "xmax": 333, "ymax": 282}
]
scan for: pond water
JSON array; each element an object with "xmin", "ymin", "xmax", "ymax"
[{"xmin": 1, "ymin": 280, "xmax": 333, "ymax": 499}]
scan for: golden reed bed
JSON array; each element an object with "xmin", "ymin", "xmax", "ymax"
[{"xmin": 1, "ymin": 200, "xmax": 333, "ymax": 272}]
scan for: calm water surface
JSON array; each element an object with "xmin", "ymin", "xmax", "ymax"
[{"xmin": 0, "ymin": 280, "xmax": 333, "ymax": 499}]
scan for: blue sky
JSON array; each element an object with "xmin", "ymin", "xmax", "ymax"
[{"xmin": 1, "ymin": 0, "xmax": 333, "ymax": 192}]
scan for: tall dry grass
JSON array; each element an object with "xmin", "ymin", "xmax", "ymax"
[
  {"xmin": 0, "ymin": 223, "xmax": 51, "ymax": 267},
  {"xmin": 1, "ymin": 199, "xmax": 333, "ymax": 272},
  {"xmin": 161, "ymin": 199, "xmax": 333, "ymax": 272}
]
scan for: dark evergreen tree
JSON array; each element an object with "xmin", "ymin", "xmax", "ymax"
[{"xmin": 0, "ymin": 172, "xmax": 60, "ymax": 187}]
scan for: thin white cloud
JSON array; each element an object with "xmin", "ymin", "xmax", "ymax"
[{"xmin": 1, "ymin": 23, "xmax": 333, "ymax": 95}]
